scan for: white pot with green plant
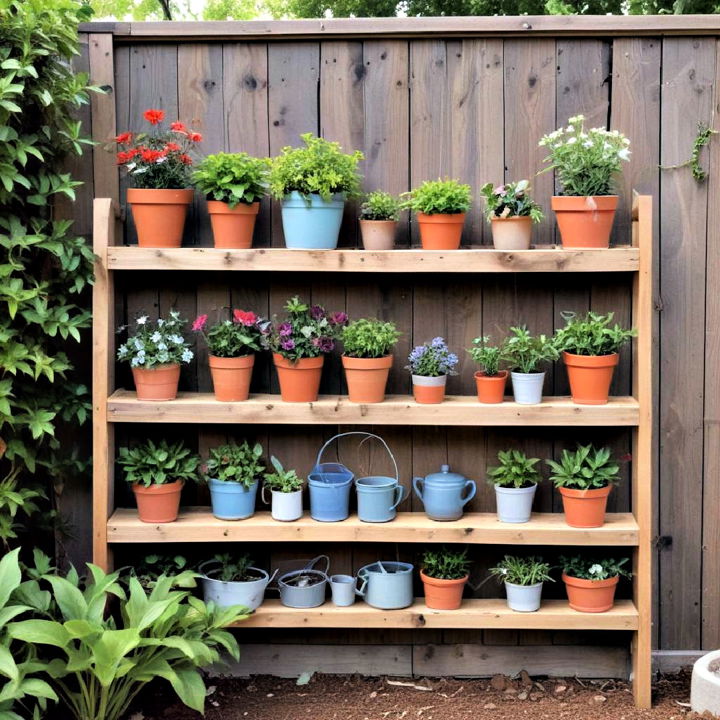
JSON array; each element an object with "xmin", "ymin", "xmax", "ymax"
[
  {"xmin": 199, "ymin": 552, "xmax": 276, "ymax": 610},
  {"xmin": 480, "ymin": 180, "xmax": 544, "ymax": 251},
  {"xmin": 467, "ymin": 335, "xmax": 507, "ymax": 404},
  {"xmin": 560, "ymin": 555, "xmax": 630, "ymax": 612},
  {"xmin": 488, "ymin": 449, "xmax": 541, "ymax": 523},
  {"xmin": 359, "ymin": 190, "xmax": 401, "ymax": 250},
  {"xmin": 262, "ymin": 455, "xmax": 304, "ymax": 521},
  {"xmin": 490, "ymin": 555, "xmax": 554, "ymax": 612},
  {"xmin": 501, "ymin": 326, "xmax": 559, "ymax": 405}
]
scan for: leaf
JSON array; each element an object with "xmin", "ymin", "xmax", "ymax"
[
  {"xmin": 0, "ymin": 646, "xmax": 18, "ymax": 682},
  {"xmin": 92, "ymin": 628, "xmax": 141, "ymax": 687},
  {"xmin": 44, "ymin": 576, "xmax": 88, "ymax": 621},
  {"xmin": 167, "ymin": 666, "xmax": 207, "ymax": 712},
  {"xmin": 0, "ymin": 549, "xmax": 21, "ymax": 609},
  {"xmin": 7, "ymin": 619, "xmax": 71, "ymax": 649}
]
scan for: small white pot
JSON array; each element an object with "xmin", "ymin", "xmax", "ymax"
[
  {"xmin": 511, "ymin": 371, "xmax": 545, "ymax": 405},
  {"xmin": 411, "ymin": 374, "xmax": 447, "ymax": 388},
  {"xmin": 494, "ymin": 484, "xmax": 537, "ymax": 523},
  {"xmin": 262, "ymin": 487, "xmax": 303, "ymax": 522},
  {"xmin": 505, "ymin": 581, "xmax": 543, "ymax": 612}
]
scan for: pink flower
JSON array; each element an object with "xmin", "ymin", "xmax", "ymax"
[
  {"xmin": 233, "ymin": 309, "xmax": 257, "ymax": 326},
  {"xmin": 329, "ymin": 311, "xmax": 348, "ymax": 326},
  {"xmin": 192, "ymin": 314, "xmax": 208, "ymax": 332}
]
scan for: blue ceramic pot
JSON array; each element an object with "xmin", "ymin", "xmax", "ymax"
[
  {"xmin": 413, "ymin": 464, "xmax": 476, "ymax": 522},
  {"xmin": 355, "ymin": 476, "xmax": 406, "ymax": 523},
  {"xmin": 308, "ymin": 470, "xmax": 353, "ymax": 522},
  {"xmin": 281, "ymin": 192, "xmax": 345, "ymax": 249},
  {"xmin": 209, "ymin": 479, "xmax": 258, "ymax": 520}
]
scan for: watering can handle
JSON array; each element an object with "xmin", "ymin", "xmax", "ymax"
[
  {"xmin": 390, "ymin": 484, "xmax": 407, "ymax": 510},
  {"xmin": 266, "ymin": 568, "xmax": 279, "ymax": 585},
  {"xmin": 355, "ymin": 573, "xmax": 368, "ymax": 598},
  {"xmin": 412, "ymin": 477, "xmax": 424, "ymax": 500},
  {"xmin": 306, "ymin": 554, "xmax": 330, "ymax": 577},
  {"xmin": 461, "ymin": 480, "xmax": 477, "ymax": 506},
  {"xmin": 315, "ymin": 432, "xmax": 399, "ymax": 483}
]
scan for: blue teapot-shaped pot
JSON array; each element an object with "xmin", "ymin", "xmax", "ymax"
[{"xmin": 413, "ymin": 464, "xmax": 476, "ymax": 522}]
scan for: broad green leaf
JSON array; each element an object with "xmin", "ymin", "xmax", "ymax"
[
  {"xmin": 92, "ymin": 628, "xmax": 141, "ymax": 687},
  {"xmin": 167, "ymin": 665, "xmax": 206, "ymax": 712},
  {"xmin": 7, "ymin": 619, "xmax": 71, "ymax": 648},
  {"xmin": 0, "ymin": 548, "xmax": 21, "ymax": 609}
]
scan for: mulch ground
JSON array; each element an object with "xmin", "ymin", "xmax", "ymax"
[{"xmin": 132, "ymin": 670, "xmax": 712, "ymax": 720}]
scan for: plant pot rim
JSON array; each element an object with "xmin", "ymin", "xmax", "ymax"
[
  {"xmin": 201, "ymin": 565, "xmax": 268, "ymax": 584},
  {"xmin": 561, "ymin": 572, "xmax": 620, "ymax": 588},
  {"xmin": 562, "ymin": 351, "xmax": 620, "ymax": 364},
  {"xmin": 127, "ymin": 187, "xmax": 193, "ymax": 202},
  {"xmin": 558, "ymin": 485, "xmax": 612, "ymax": 498},
  {"xmin": 206, "ymin": 200, "xmax": 260, "ymax": 214},
  {"xmin": 420, "ymin": 570, "xmax": 469, "ymax": 586},
  {"xmin": 551, "ymin": 195, "xmax": 619, "ymax": 209},
  {"xmin": 208, "ymin": 477, "xmax": 258, "ymax": 488},
  {"xmin": 342, "ymin": 354, "xmax": 393, "ymax": 367},
  {"xmin": 490, "ymin": 215, "xmax": 533, "ymax": 223},
  {"xmin": 411, "ymin": 373, "xmax": 448, "ymax": 387},
  {"xmin": 269, "ymin": 487, "xmax": 303, "ymax": 494},
  {"xmin": 359, "ymin": 218, "xmax": 398, "ymax": 225},
  {"xmin": 417, "ymin": 212, "xmax": 466, "ymax": 222},
  {"xmin": 273, "ymin": 353, "xmax": 325, "ymax": 369},
  {"xmin": 510, "ymin": 370, "xmax": 545, "ymax": 377},
  {"xmin": 132, "ymin": 363, "xmax": 181, "ymax": 372},
  {"xmin": 209, "ymin": 353, "xmax": 255, "ymax": 365},
  {"xmin": 494, "ymin": 482, "xmax": 538, "ymax": 492},
  {"xmin": 474, "ymin": 370, "xmax": 508, "ymax": 379},
  {"xmin": 132, "ymin": 480, "xmax": 184, "ymax": 494},
  {"xmin": 505, "ymin": 580, "xmax": 544, "ymax": 590}
]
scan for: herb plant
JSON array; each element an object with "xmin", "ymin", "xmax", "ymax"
[
  {"xmin": 560, "ymin": 554, "xmax": 631, "ymax": 581},
  {"xmin": 501, "ymin": 326, "xmax": 559, "ymax": 374},
  {"xmin": 118, "ymin": 439, "xmax": 200, "ymax": 487},
  {"xmin": 192, "ymin": 152, "xmax": 268, "ymax": 206},
  {"xmin": 480, "ymin": 180, "xmax": 544, "ymax": 223},
  {"xmin": 466, "ymin": 336, "xmax": 503, "ymax": 376},
  {"xmin": 539, "ymin": 115, "xmax": 631, "ymax": 197},
  {"xmin": 489, "ymin": 555, "xmax": 554, "ymax": 586},
  {"xmin": 193, "ymin": 308, "xmax": 268, "ymax": 358},
  {"xmin": 487, "ymin": 450, "xmax": 541, "ymax": 489},
  {"xmin": 117, "ymin": 311, "xmax": 194, "ymax": 369},
  {"xmin": 204, "ymin": 441, "xmax": 264, "ymax": 488},
  {"xmin": 402, "ymin": 178, "xmax": 472, "ymax": 215},
  {"xmin": 269, "ymin": 133, "xmax": 364, "ymax": 201},
  {"xmin": 359, "ymin": 190, "xmax": 401, "ymax": 221},
  {"xmin": 264, "ymin": 456, "xmax": 304, "ymax": 493},
  {"xmin": 342, "ymin": 318, "xmax": 400, "ymax": 359},
  {"xmin": 206, "ymin": 552, "xmax": 257, "ymax": 582},
  {"xmin": 546, "ymin": 444, "xmax": 620, "ymax": 490},
  {"xmin": 406, "ymin": 337, "xmax": 459, "ymax": 377},
  {"xmin": 421, "ymin": 547, "xmax": 471, "ymax": 580},
  {"xmin": 553, "ymin": 311, "xmax": 636, "ymax": 357},
  {"xmin": 131, "ymin": 553, "xmax": 196, "ymax": 589}
]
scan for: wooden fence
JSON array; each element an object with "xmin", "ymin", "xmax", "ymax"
[{"xmin": 68, "ymin": 17, "xmax": 720, "ymax": 664}]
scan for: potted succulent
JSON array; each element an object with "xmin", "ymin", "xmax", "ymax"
[
  {"xmin": 402, "ymin": 178, "xmax": 472, "ymax": 250},
  {"xmin": 192, "ymin": 152, "xmax": 268, "ymax": 248},
  {"xmin": 420, "ymin": 547, "xmax": 472, "ymax": 610},
  {"xmin": 490, "ymin": 555, "xmax": 554, "ymax": 613},
  {"xmin": 480, "ymin": 180, "xmax": 544, "ymax": 251},
  {"xmin": 487, "ymin": 449, "xmax": 541, "ymax": 524},
  {"xmin": 199, "ymin": 553, "xmax": 275, "ymax": 611},
  {"xmin": 116, "ymin": 310, "xmax": 194, "ymax": 401},
  {"xmin": 406, "ymin": 337, "xmax": 459, "ymax": 404},
  {"xmin": 359, "ymin": 190, "xmax": 401, "ymax": 250},
  {"xmin": 269, "ymin": 133, "xmax": 364, "ymax": 249},
  {"xmin": 341, "ymin": 318, "xmax": 401, "ymax": 403},
  {"xmin": 553, "ymin": 311, "xmax": 636, "ymax": 405},
  {"xmin": 204, "ymin": 441, "xmax": 264, "ymax": 521},
  {"xmin": 547, "ymin": 444, "xmax": 620, "ymax": 528},
  {"xmin": 467, "ymin": 335, "xmax": 507, "ymax": 404},
  {"xmin": 560, "ymin": 555, "xmax": 631, "ymax": 613},
  {"xmin": 262, "ymin": 455, "xmax": 304, "ymax": 522},
  {"xmin": 118, "ymin": 439, "xmax": 199, "ymax": 523},
  {"xmin": 501, "ymin": 326, "xmax": 559, "ymax": 405},
  {"xmin": 113, "ymin": 109, "xmax": 202, "ymax": 247},
  {"xmin": 264, "ymin": 296, "xmax": 347, "ymax": 402},
  {"xmin": 193, "ymin": 308, "xmax": 268, "ymax": 402},
  {"xmin": 539, "ymin": 115, "xmax": 631, "ymax": 248}
]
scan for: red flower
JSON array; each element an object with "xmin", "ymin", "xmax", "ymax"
[
  {"xmin": 620, "ymin": 453, "xmax": 633, "ymax": 462},
  {"xmin": 233, "ymin": 309, "xmax": 257, "ymax": 327},
  {"xmin": 115, "ymin": 131, "xmax": 133, "ymax": 145},
  {"xmin": 179, "ymin": 154, "xmax": 193, "ymax": 166},
  {"xmin": 116, "ymin": 151, "xmax": 129, "ymax": 165},
  {"xmin": 189, "ymin": 132, "xmax": 203, "ymax": 143},
  {"xmin": 192, "ymin": 314, "xmax": 208, "ymax": 332},
  {"xmin": 140, "ymin": 148, "xmax": 163, "ymax": 163},
  {"xmin": 164, "ymin": 142, "xmax": 181, "ymax": 152},
  {"xmin": 170, "ymin": 121, "xmax": 187, "ymax": 134},
  {"xmin": 143, "ymin": 109, "xmax": 165, "ymax": 125}
]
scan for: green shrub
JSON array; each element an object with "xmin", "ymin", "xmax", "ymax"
[
  {"xmin": 204, "ymin": 441, "xmax": 264, "ymax": 488},
  {"xmin": 500, "ymin": 326, "xmax": 559, "ymax": 374},
  {"xmin": 342, "ymin": 318, "xmax": 400, "ymax": 359},
  {"xmin": 193, "ymin": 309, "xmax": 267, "ymax": 358},
  {"xmin": 480, "ymin": 179, "xmax": 543, "ymax": 223},
  {"xmin": 116, "ymin": 311, "xmax": 194, "ymax": 369},
  {"xmin": 466, "ymin": 336, "xmax": 503, "ymax": 376},
  {"xmin": 489, "ymin": 555, "xmax": 554, "ymax": 586},
  {"xmin": 359, "ymin": 190, "xmax": 401, "ymax": 221},
  {"xmin": 487, "ymin": 449, "xmax": 541, "ymax": 489},
  {"xmin": 402, "ymin": 178, "xmax": 472, "ymax": 215},
  {"xmin": 264, "ymin": 456, "xmax": 304, "ymax": 493},
  {"xmin": 421, "ymin": 547, "xmax": 471, "ymax": 580},
  {"xmin": 560, "ymin": 554, "xmax": 631, "ymax": 581},
  {"xmin": 546, "ymin": 444, "xmax": 620, "ymax": 490},
  {"xmin": 204, "ymin": 552, "xmax": 257, "ymax": 582},
  {"xmin": 553, "ymin": 311, "xmax": 636, "ymax": 356},
  {"xmin": 118, "ymin": 440, "xmax": 200, "ymax": 488},
  {"xmin": 193, "ymin": 152, "xmax": 268, "ymax": 207}
]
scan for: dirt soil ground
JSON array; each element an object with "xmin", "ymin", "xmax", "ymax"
[{"xmin": 130, "ymin": 670, "xmax": 714, "ymax": 720}]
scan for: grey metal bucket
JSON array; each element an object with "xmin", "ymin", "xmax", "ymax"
[
  {"xmin": 276, "ymin": 555, "xmax": 330, "ymax": 608},
  {"xmin": 354, "ymin": 433, "xmax": 405, "ymax": 523},
  {"xmin": 199, "ymin": 562, "xmax": 276, "ymax": 611},
  {"xmin": 356, "ymin": 560, "xmax": 414, "ymax": 610}
]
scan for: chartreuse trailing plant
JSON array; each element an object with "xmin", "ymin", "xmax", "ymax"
[
  {"xmin": 480, "ymin": 180, "xmax": 544, "ymax": 223},
  {"xmin": 359, "ymin": 190, "xmax": 401, "ymax": 221},
  {"xmin": 487, "ymin": 450, "xmax": 541, "ymax": 489},
  {"xmin": 560, "ymin": 555, "xmax": 631, "ymax": 581},
  {"xmin": 489, "ymin": 556, "xmax": 554, "ymax": 586},
  {"xmin": 193, "ymin": 308, "xmax": 268, "ymax": 358},
  {"xmin": 406, "ymin": 338, "xmax": 459, "ymax": 377},
  {"xmin": 546, "ymin": 444, "xmax": 620, "ymax": 490},
  {"xmin": 342, "ymin": 319, "xmax": 401, "ymax": 359},
  {"xmin": 118, "ymin": 440, "xmax": 200, "ymax": 488},
  {"xmin": 264, "ymin": 456, "xmax": 304, "ymax": 493},
  {"xmin": 192, "ymin": 152, "xmax": 269, "ymax": 207},
  {"xmin": 501, "ymin": 326, "xmax": 559, "ymax": 374},
  {"xmin": 402, "ymin": 178, "xmax": 472, "ymax": 215},
  {"xmin": 117, "ymin": 311, "xmax": 194, "ymax": 369},
  {"xmin": 205, "ymin": 441, "xmax": 264, "ymax": 488},
  {"xmin": 466, "ymin": 336, "xmax": 503, "ymax": 376},
  {"xmin": 553, "ymin": 311, "xmax": 636, "ymax": 357},
  {"xmin": 421, "ymin": 547, "xmax": 471, "ymax": 580}
]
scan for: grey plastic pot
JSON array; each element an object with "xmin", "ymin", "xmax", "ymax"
[
  {"xmin": 199, "ymin": 562, "xmax": 276, "ymax": 611},
  {"xmin": 505, "ymin": 581, "xmax": 543, "ymax": 612},
  {"xmin": 494, "ymin": 484, "xmax": 537, "ymax": 523},
  {"xmin": 276, "ymin": 555, "xmax": 330, "ymax": 608},
  {"xmin": 510, "ymin": 371, "xmax": 545, "ymax": 405},
  {"xmin": 356, "ymin": 561, "xmax": 414, "ymax": 610}
]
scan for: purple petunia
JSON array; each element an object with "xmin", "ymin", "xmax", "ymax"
[
  {"xmin": 329, "ymin": 311, "xmax": 348, "ymax": 326},
  {"xmin": 310, "ymin": 305, "xmax": 326, "ymax": 321},
  {"xmin": 312, "ymin": 336, "xmax": 335, "ymax": 353},
  {"xmin": 279, "ymin": 322, "xmax": 293, "ymax": 337},
  {"xmin": 281, "ymin": 339, "xmax": 296, "ymax": 351}
]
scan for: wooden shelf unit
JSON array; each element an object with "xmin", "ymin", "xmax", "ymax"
[{"xmin": 92, "ymin": 195, "xmax": 653, "ymax": 707}]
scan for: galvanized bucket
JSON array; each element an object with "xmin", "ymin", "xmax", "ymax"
[
  {"xmin": 199, "ymin": 561, "xmax": 277, "ymax": 611},
  {"xmin": 276, "ymin": 555, "xmax": 330, "ymax": 608},
  {"xmin": 353, "ymin": 433, "xmax": 405, "ymax": 523},
  {"xmin": 356, "ymin": 560, "xmax": 414, "ymax": 610}
]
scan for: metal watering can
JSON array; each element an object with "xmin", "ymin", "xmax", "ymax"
[
  {"xmin": 308, "ymin": 434, "xmax": 356, "ymax": 522},
  {"xmin": 275, "ymin": 555, "xmax": 330, "ymax": 608},
  {"xmin": 353, "ymin": 433, "xmax": 406, "ymax": 523},
  {"xmin": 199, "ymin": 560, "xmax": 277, "ymax": 611},
  {"xmin": 413, "ymin": 464, "xmax": 477, "ymax": 521},
  {"xmin": 356, "ymin": 560, "xmax": 414, "ymax": 610}
]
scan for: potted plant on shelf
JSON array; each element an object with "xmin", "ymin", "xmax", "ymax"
[
  {"xmin": 547, "ymin": 444, "xmax": 620, "ymax": 528},
  {"xmin": 467, "ymin": 335, "xmax": 507, "ymax": 404},
  {"xmin": 539, "ymin": 115, "xmax": 631, "ymax": 248},
  {"xmin": 359, "ymin": 190, "xmax": 401, "ymax": 250},
  {"xmin": 193, "ymin": 308, "xmax": 268, "ymax": 402},
  {"xmin": 402, "ymin": 178, "xmax": 472, "ymax": 250},
  {"xmin": 420, "ymin": 547, "xmax": 472, "ymax": 610},
  {"xmin": 501, "ymin": 326, "xmax": 559, "ymax": 405},
  {"xmin": 199, "ymin": 553, "xmax": 275, "ymax": 611},
  {"xmin": 264, "ymin": 296, "xmax": 347, "ymax": 402},
  {"xmin": 406, "ymin": 337, "xmax": 459, "ymax": 404},
  {"xmin": 341, "ymin": 318, "xmax": 401, "ymax": 403},
  {"xmin": 480, "ymin": 180, "xmax": 544, "ymax": 251},
  {"xmin": 488, "ymin": 449, "xmax": 541, "ymax": 524},
  {"xmin": 262, "ymin": 455, "xmax": 304, "ymax": 522},
  {"xmin": 118, "ymin": 439, "xmax": 199, "ymax": 523},
  {"xmin": 204, "ymin": 441, "xmax": 264, "ymax": 521},
  {"xmin": 553, "ymin": 311, "xmax": 636, "ymax": 405},
  {"xmin": 113, "ymin": 109, "xmax": 202, "ymax": 247},
  {"xmin": 269, "ymin": 133, "xmax": 364, "ymax": 250},
  {"xmin": 489, "ymin": 555, "xmax": 554, "ymax": 612},
  {"xmin": 192, "ymin": 152, "xmax": 268, "ymax": 249},
  {"xmin": 117, "ymin": 310, "xmax": 194, "ymax": 401},
  {"xmin": 560, "ymin": 555, "xmax": 631, "ymax": 613}
]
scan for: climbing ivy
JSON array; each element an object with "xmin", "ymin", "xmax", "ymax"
[{"xmin": 661, "ymin": 122, "xmax": 719, "ymax": 183}]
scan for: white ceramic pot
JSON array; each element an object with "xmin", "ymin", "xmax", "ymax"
[
  {"xmin": 505, "ymin": 581, "xmax": 543, "ymax": 612},
  {"xmin": 262, "ymin": 486, "xmax": 303, "ymax": 522},
  {"xmin": 511, "ymin": 371, "xmax": 545, "ymax": 405},
  {"xmin": 494, "ymin": 483, "xmax": 537, "ymax": 523}
]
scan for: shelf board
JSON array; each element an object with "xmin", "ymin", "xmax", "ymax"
[
  {"xmin": 107, "ymin": 509, "xmax": 639, "ymax": 545},
  {"xmin": 106, "ymin": 246, "xmax": 640, "ymax": 273},
  {"xmin": 107, "ymin": 391, "xmax": 639, "ymax": 426},
  {"xmin": 238, "ymin": 599, "xmax": 638, "ymax": 631}
]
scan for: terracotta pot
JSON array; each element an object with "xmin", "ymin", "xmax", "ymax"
[
  {"xmin": 417, "ymin": 212, "xmax": 465, "ymax": 250},
  {"xmin": 421, "ymin": 570, "xmax": 468, "ymax": 610},
  {"xmin": 207, "ymin": 200, "xmax": 259, "ymax": 249},
  {"xmin": 342, "ymin": 355, "xmax": 393, "ymax": 403},
  {"xmin": 273, "ymin": 354, "xmax": 324, "ymax": 403},
  {"xmin": 563, "ymin": 351, "xmax": 619, "ymax": 405},
  {"xmin": 127, "ymin": 188, "xmax": 193, "ymax": 248},
  {"xmin": 412, "ymin": 374, "xmax": 447, "ymax": 404},
  {"xmin": 562, "ymin": 572, "xmax": 619, "ymax": 613},
  {"xmin": 559, "ymin": 485, "xmax": 612, "ymax": 528},
  {"xmin": 132, "ymin": 480, "xmax": 183, "ymax": 523},
  {"xmin": 551, "ymin": 196, "xmax": 618, "ymax": 249},
  {"xmin": 360, "ymin": 220, "xmax": 396, "ymax": 250},
  {"xmin": 132, "ymin": 364, "xmax": 181, "ymax": 401},
  {"xmin": 490, "ymin": 216, "xmax": 532, "ymax": 250},
  {"xmin": 474, "ymin": 370, "xmax": 508, "ymax": 404},
  {"xmin": 209, "ymin": 354, "xmax": 254, "ymax": 402}
]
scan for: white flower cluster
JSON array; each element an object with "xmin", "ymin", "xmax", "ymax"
[{"xmin": 117, "ymin": 310, "xmax": 193, "ymax": 369}]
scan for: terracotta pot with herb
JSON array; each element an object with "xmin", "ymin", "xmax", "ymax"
[
  {"xmin": 480, "ymin": 180, "xmax": 543, "ymax": 251},
  {"xmin": 560, "ymin": 555, "xmax": 631, "ymax": 612},
  {"xmin": 420, "ymin": 547, "xmax": 472, "ymax": 610},
  {"xmin": 467, "ymin": 335, "xmax": 507, "ymax": 404}
]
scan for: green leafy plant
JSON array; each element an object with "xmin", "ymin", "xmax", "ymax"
[
  {"xmin": 489, "ymin": 555, "xmax": 554, "ymax": 586},
  {"xmin": 359, "ymin": 190, "xmax": 401, "ymax": 221},
  {"xmin": 116, "ymin": 310, "xmax": 193, "ymax": 369},
  {"xmin": 401, "ymin": 178, "xmax": 472, "ymax": 215},
  {"xmin": 421, "ymin": 547, "xmax": 471, "ymax": 580},
  {"xmin": 130, "ymin": 553, "xmax": 195, "ymax": 589},
  {"xmin": 192, "ymin": 152, "xmax": 268, "ymax": 207},
  {"xmin": 466, "ymin": 336, "xmax": 503, "ymax": 376},
  {"xmin": 406, "ymin": 337, "xmax": 459, "ymax": 377},
  {"xmin": 553, "ymin": 311, "xmax": 636, "ymax": 357},
  {"xmin": 546, "ymin": 444, "xmax": 620, "ymax": 490},
  {"xmin": 660, "ymin": 122, "xmax": 718, "ymax": 184},
  {"xmin": 539, "ymin": 115, "xmax": 631, "ymax": 196},
  {"xmin": 269, "ymin": 133, "xmax": 364, "ymax": 201},
  {"xmin": 264, "ymin": 456, "xmax": 304, "ymax": 493},
  {"xmin": 342, "ymin": 318, "xmax": 400, "ymax": 359},
  {"xmin": 487, "ymin": 449, "xmax": 541, "ymax": 489},
  {"xmin": 501, "ymin": 326, "xmax": 559, "ymax": 374},
  {"xmin": 193, "ymin": 308, "xmax": 268, "ymax": 358},
  {"xmin": 204, "ymin": 441, "xmax": 264, "ymax": 488},
  {"xmin": 205, "ymin": 553, "xmax": 257, "ymax": 582},
  {"xmin": 118, "ymin": 439, "xmax": 200, "ymax": 488},
  {"xmin": 480, "ymin": 180, "xmax": 544, "ymax": 223},
  {"xmin": 560, "ymin": 554, "xmax": 631, "ymax": 581}
]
